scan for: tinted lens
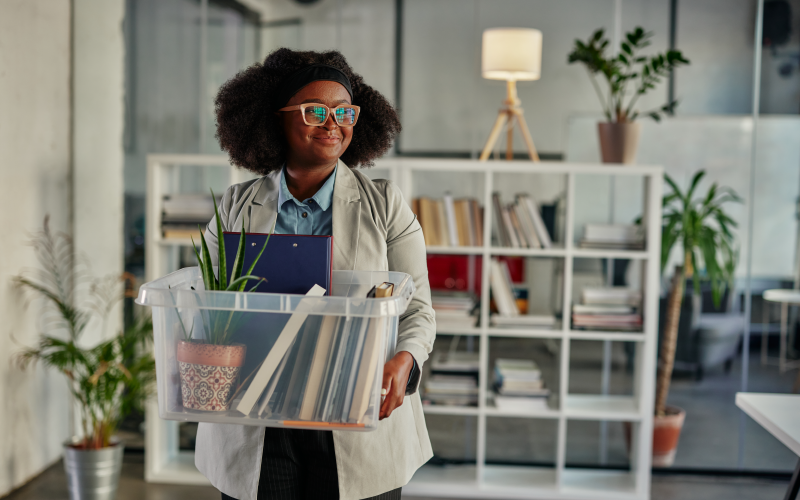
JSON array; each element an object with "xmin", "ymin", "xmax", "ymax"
[
  {"xmin": 303, "ymin": 105, "xmax": 328, "ymax": 125},
  {"xmin": 334, "ymin": 106, "xmax": 357, "ymax": 125}
]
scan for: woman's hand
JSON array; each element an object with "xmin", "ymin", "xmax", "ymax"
[{"xmin": 379, "ymin": 351, "xmax": 414, "ymax": 420}]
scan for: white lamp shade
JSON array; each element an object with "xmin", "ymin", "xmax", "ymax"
[{"xmin": 482, "ymin": 28, "xmax": 542, "ymax": 81}]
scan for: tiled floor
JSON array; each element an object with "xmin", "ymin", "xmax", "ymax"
[{"xmin": 4, "ymin": 455, "xmax": 792, "ymax": 500}]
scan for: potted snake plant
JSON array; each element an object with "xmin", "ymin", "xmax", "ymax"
[
  {"xmin": 653, "ymin": 170, "xmax": 741, "ymax": 466},
  {"xmin": 14, "ymin": 217, "xmax": 155, "ymax": 500},
  {"xmin": 176, "ymin": 190, "xmax": 272, "ymax": 412},
  {"xmin": 568, "ymin": 27, "xmax": 690, "ymax": 164}
]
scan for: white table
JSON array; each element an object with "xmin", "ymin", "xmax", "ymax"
[
  {"xmin": 762, "ymin": 289, "xmax": 800, "ymax": 374},
  {"xmin": 736, "ymin": 392, "xmax": 800, "ymax": 500}
]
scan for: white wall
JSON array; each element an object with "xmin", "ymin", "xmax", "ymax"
[
  {"xmin": 73, "ymin": 0, "xmax": 126, "ymax": 344},
  {"xmin": 0, "ymin": 0, "xmax": 73, "ymax": 495}
]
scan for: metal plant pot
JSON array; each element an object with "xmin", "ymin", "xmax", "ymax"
[{"xmin": 63, "ymin": 438, "xmax": 124, "ymax": 500}]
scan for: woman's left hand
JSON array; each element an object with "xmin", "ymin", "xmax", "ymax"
[{"xmin": 379, "ymin": 351, "xmax": 414, "ymax": 420}]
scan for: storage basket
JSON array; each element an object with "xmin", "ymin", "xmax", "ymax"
[{"xmin": 136, "ymin": 268, "xmax": 415, "ymax": 431}]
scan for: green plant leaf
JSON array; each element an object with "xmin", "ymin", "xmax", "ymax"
[
  {"xmin": 190, "ymin": 233, "xmax": 213, "ymax": 292},
  {"xmin": 230, "ymin": 222, "xmax": 247, "ymax": 285},
  {"xmin": 199, "ymin": 228, "xmax": 217, "ymax": 291},
  {"xmin": 211, "ymin": 189, "xmax": 227, "ymax": 289},
  {"xmin": 226, "ymin": 275, "xmax": 266, "ymax": 291}
]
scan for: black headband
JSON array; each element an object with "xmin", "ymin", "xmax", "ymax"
[{"xmin": 275, "ymin": 64, "xmax": 354, "ymax": 108}]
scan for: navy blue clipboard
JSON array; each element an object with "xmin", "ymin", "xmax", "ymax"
[{"xmin": 222, "ymin": 232, "xmax": 333, "ymax": 296}]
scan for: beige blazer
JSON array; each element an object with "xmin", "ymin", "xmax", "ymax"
[{"xmin": 194, "ymin": 161, "xmax": 435, "ymax": 500}]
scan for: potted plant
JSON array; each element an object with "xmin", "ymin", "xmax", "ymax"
[
  {"xmin": 653, "ymin": 170, "xmax": 741, "ymax": 466},
  {"xmin": 14, "ymin": 218, "xmax": 155, "ymax": 500},
  {"xmin": 176, "ymin": 191, "xmax": 271, "ymax": 412},
  {"xmin": 568, "ymin": 27, "xmax": 690, "ymax": 164}
]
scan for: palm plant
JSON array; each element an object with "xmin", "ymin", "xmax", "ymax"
[
  {"xmin": 186, "ymin": 189, "xmax": 273, "ymax": 345},
  {"xmin": 568, "ymin": 27, "xmax": 690, "ymax": 123},
  {"xmin": 655, "ymin": 171, "xmax": 741, "ymax": 416},
  {"xmin": 14, "ymin": 218, "xmax": 155, "ymax": 449}
]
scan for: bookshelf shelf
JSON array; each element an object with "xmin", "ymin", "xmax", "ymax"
[
  {"xmin": 490, "ymin": 246, "xmax": 567, "ymax": 257},
  {"xmin": 422, "ymin": 405, "xmax": 480, "ymax": 416},
  {"xmin": 571, "ymin": 248, "xmax": 649, "ymax": 260},
  {"xmin": 563, "ymin": 395, "xmax": 641, "ymax": 421},
  {"xmin": 567, "ymin": 330, "xmax": 646, "ymax": 342},
  {"xmin": 426, "ymin": 245, "xmax": 484, "ymax": 255},
  {"xmin": 485, "ymin": 327, "xmax": 563, "ymax": 339},
  {"xmin": 144, "ymin": 156, "xmax": 662, "ymax": 500},
  {"xmin": 157, "ymin": 238, "xmax": 196, "ymax": 247}
]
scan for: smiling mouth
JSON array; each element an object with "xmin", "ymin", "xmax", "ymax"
[{"xmin": 313, "ymin": 136, "xmax": 341, "ymax": 144}]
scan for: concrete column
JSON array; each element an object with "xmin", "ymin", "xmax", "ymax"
[{"xmin": 72, "ymin": 0, "xmax": 126, "ymax": 342}]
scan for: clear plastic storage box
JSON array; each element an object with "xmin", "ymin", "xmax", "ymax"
[{"xmin": 136, "ymin": 268, "xmax": 415, "ymax": 431}]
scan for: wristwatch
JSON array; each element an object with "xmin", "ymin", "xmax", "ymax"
[{"xmin": 405, "ymin": 357, "xmax": 421, "ymax": 396}]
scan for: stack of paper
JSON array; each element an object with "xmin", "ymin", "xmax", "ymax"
[
  {"xmin": 423, "ymin": 375, "xmax": 479, "ymax": 406},
  {"xmin": 580, "ymin": 224, "xmax": 645, "ymax": 250},
  {"xmin": 572, "ymin": 287, "xmax": 643, "ymax": 331},
  {"xmin": 432, "ymin": 292, "xmax": 477, "ymax": 330},
  {"xmin": 493, "ymin": 358, "xmax": 550, "ymax": 411},
  {"xmin": 161, "ymin": 194, "xmax": 221, "ymax": 239}
]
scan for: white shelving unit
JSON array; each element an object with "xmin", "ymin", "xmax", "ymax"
[{"xmin": 143, "ymin": 155, "xmax": 662, "ymax": 500}]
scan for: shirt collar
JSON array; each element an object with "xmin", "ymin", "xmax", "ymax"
[{"xmin": 277, "ymin": 164, "xmax": 337, "ymax": 212}]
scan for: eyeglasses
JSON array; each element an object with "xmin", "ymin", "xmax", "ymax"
[{"xmin": 277, "ymin": 103, "xmax": 360, "ymax": 127}]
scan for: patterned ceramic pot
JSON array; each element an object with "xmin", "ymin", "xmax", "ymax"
[{"xmin": 177, "ymin": 341, "xmax": 246, "ymax": 411}]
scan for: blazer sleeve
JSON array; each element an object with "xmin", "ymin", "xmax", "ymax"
[{"xmin": 384, "ymin": 181, "xmax": 436, "ymax": 367}]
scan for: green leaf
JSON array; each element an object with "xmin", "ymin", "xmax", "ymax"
[
  {"xmin": 621, "ymin": 42, "xmax": 632, "ymax": 55},
  {"xmin": 199, "ymin": 227, "xmax": 217, "ymax": 291},
  {"xmin": 190, "ymin": 233, "xmax": 213, "ymax": 292},
  {"xmin": 226, "ymin": 275, "xmax": 266, "ymax": 291},
  {"xmin": 211, "ymin": 189, "xmax": 227, "ymax": 289},
  {"xmin": 230, "ymin": 222, "xmax": 247, "ymax": 285}
]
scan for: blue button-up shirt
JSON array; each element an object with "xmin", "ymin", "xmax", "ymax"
[{"xmin": 275, "ymin": 165, "xmax": 336, "ymax": 236}]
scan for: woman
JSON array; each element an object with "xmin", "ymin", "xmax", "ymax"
[{"xmin": 196, "ymin": 48, "xmax": 435, "ymax": 500}]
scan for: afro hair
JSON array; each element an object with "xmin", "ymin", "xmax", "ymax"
[{"xmin": 214, "ymin": 48, "xmax": 401, "ymax": 175}]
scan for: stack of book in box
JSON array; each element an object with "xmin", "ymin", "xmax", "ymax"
[
  {"xmin": 571, "ymin": 287, "xmax": 643, "ymax": 331},
  {"xmin": 432, "ymin": 292, "xmax": 478, "ymax": 331},
  {"xmin": 412, "ymin": 194, "xmax": 483, "ymax": 247},
  {"xmin": 489, "ymin": 258, "xmax": 556, "ymax": 329},
  {"xmin": 423, "ymin": 351, "xmax": 480, "ymax": 407},
  {"xmin": 492, "ymin": 192, "xmax": 552, "ymax": 249},
  {"xmin": 161, "ymin": 194, "xmax": 220, "ymax": 240},
  {"xmin": 580, "ymin": 224, "xmax": 644, "ymax": 250},
  {"xmin": 493, "ymin": 358, "xmax": 550, "ymax": 411}
]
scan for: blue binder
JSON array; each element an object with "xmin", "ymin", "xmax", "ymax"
[{"xmin": 222, "ymin": 232, "xmax": 332, "ymax": 296}]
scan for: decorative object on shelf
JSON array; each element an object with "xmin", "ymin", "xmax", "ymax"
[
  {"xmin": 13, "ymin": 217, "xmax": 155, "ymax": 500},
  {"xmin": 568, "ymin": 27, "xmax": 690, "ymax": 164},
  {"xmin": 413, "ymin": 195, "xmax": 483, "ymax": 247},
  {"xmin": 178, "ymin": 190, "xmax": 272, "ymax": 412},
  {"xmin": 479, "ymin": 28, "xmax": 542, "ymax": 161},
  {"xmin": 653, "ymin": 170, "xmax": 741, "ymax": 466}
]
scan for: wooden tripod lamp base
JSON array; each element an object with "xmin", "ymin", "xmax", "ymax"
[
  {"xmin": 480, "ymin": 27, "xmax": 542, "ymax": 162},
  {"xmin": 479, "ymin": 80, "xmax": 540, "ymax": 162}
]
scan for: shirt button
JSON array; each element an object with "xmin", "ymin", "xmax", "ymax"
[{"xmin": 302, "ymin": 212, "xmax": 308, "ymax": 218}]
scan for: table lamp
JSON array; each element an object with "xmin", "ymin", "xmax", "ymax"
[{"xmin": 480, "ymin": 28, "xmax": 542, "ymax": 161}]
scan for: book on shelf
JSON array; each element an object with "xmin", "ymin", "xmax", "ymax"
[
  {"xmin": 580, "ymin": 224, "xmax": 644, "ymax": 250},
  {"xmin": 572, "ymin": 287, "xmax": 643, "ymax": 331},
  {"xmin": 489, "ymin": 259, "xmax": 520, "ymax": 317},
  {"xmin": 423, "ymin": 374, "xmax": 479, "ymax": 406},
  {"xmin": 414, "ymin": 195, "xmax": 483, "ymax": 248},
  {"xmin": 161, "ymin": 194, "xmax": 221, "ymax": 239},
  {"xmin": 492, "ymin": 358, "xmax": 550, "ymax": 410},
  {"xmin": 432, "ymin": 291, "xmax": 477, "ymax": 330},
  {"xmin": 430, "ymin": 351, "xmax": 480, "ymax": 374},
  {"xmin": 491, "ymin": 192, "xmax": 553, "ymax": 248}
]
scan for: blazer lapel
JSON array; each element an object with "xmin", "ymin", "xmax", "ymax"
[
  {"xmin": 331, "ymin": 160, "xmax": 361, "ymax": 271},
  {"xmin": 246, "ymin": 171, "xmax": 280, "ymax": 232}
]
